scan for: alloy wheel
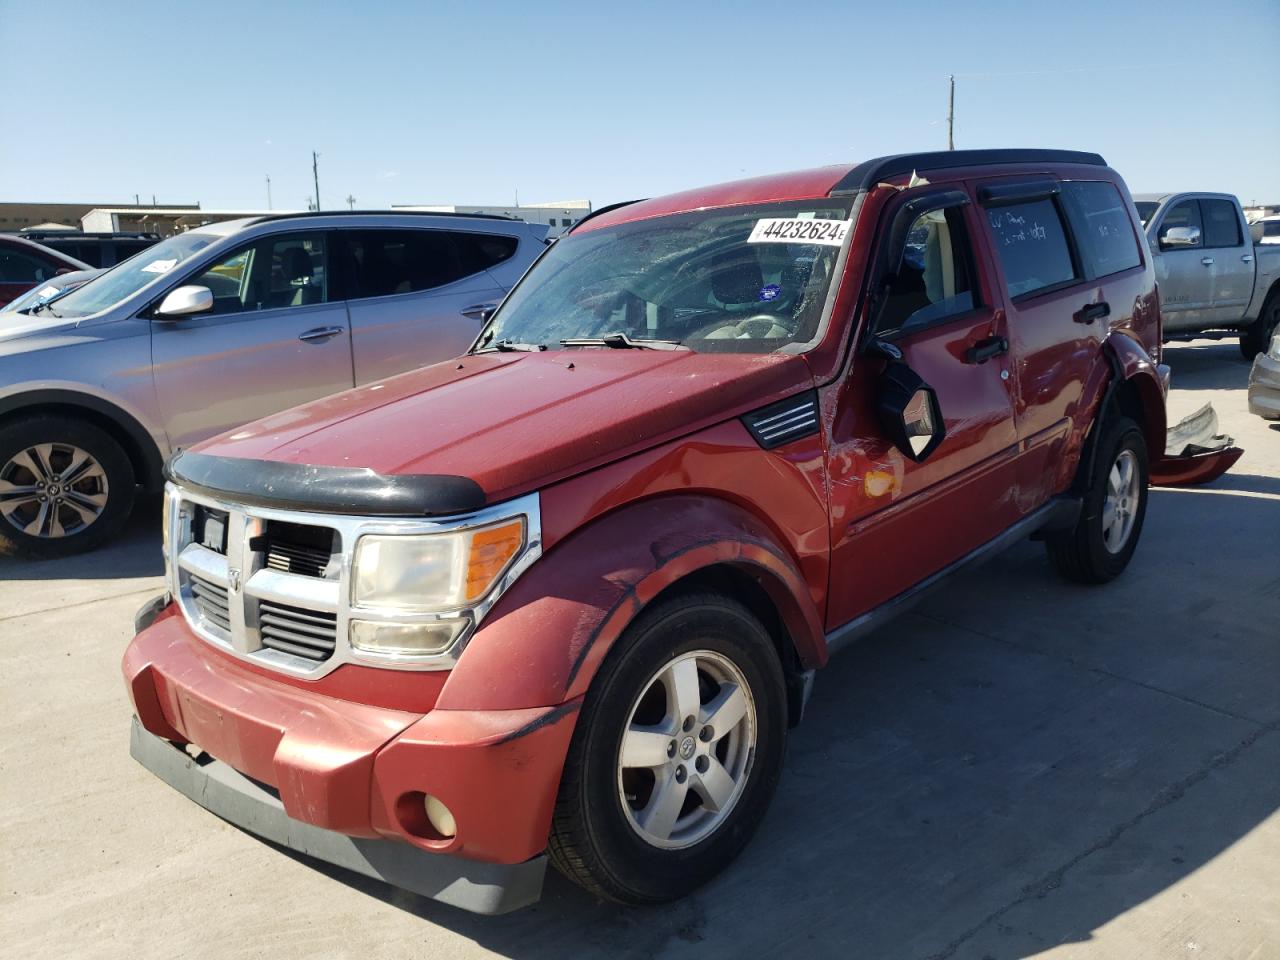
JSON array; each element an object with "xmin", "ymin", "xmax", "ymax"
[
  {"xmin": 0, "ymin": 442, "xmax": 109, "ymax": 539},
  {"xmin": 1101, "ymin": 448, "xmax": 1140, "ymax": 554},
  {"xmin": 616, "ymin": 649, "xmax": 757, "ymax": 850}
]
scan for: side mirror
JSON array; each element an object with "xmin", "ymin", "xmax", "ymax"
[
  {"xmin": 876, "ymin": 362, "xmax": 946, "ymax": 462},
  {"xmin": 155, "ymin": 285, "xmax": 213, "ymax": 318},
  {"xmin": 1159, "ymin": 225, "xmax": 1201, "ymax": 249}
]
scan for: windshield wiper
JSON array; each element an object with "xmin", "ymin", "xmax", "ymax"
[
  {"xmin": 28, "ymin": 300, "xmax": 60, "ymax": 318},
  {"xmin": 559, "ymin": 332, "xmax": 686, "ymax": 351},
  {"xmin": 474, "ymin": 339, "xmax": 546, "ymax": 353}
]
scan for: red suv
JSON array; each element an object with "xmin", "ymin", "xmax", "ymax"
[{"xmin": 123, "ymin": 150, "xmax": 1237, "ymax": 914}]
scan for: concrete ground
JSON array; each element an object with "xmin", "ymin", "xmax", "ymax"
[{"xmin": 1, "ymin": 339, "xmax": 1277, "ymax": 960}]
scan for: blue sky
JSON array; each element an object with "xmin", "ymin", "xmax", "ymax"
[{"xmin": 1, "ymin": 0, "xmax": 1277, "ymax": 210}]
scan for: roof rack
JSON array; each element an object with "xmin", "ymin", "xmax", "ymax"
[
  {"xmin": 829, "ymin": 149, "xmax": 1106, "ymax": 196},
  {"xmin": 246, "ymin": 209, "xmax": 521, "ymax": 226},
  {"xmin": 17, "ymin": 230, "xmax": 162, "ymax": 240}
]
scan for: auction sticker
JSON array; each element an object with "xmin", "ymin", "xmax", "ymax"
[
  {"xmin": 748, "ymin": 217, "xmax": 850, "ymax": 246},
  {"xmin": 141, "ymin": 258, "xmax": 178, "ymax": 274}
]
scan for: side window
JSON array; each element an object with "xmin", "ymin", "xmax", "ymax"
[
  {"xmin": 189, "ymin": 233, "xmax": 327, "ymax": 315},
  {"xmin": 0, "ymin": 249, "xmax": 56, "ymax": 284},
  {"xmin": 453, "ymin": 231, "xmax": 518, "ymax": 276},
  {"xmin": 877, "ymin": 206, "xmax": 978, "ymax": 334},
  {"xmin": 1063, "ymin": 181, "xmax": 1142, "ymax": 278},
  {"xmin": 1160, "ymin": 200, "xmax": 1203, "ymax": 247},
  {"xmin": 1201, "ymin": 200, "xmax": 1242, "ymax": 248},
  {"xmin": 343, "ymin": 230, "xmax": 468, "ymax": 299},
  {"xmin": 986, "ymin": 199, "xmax": 1077, "ymax": 298}
]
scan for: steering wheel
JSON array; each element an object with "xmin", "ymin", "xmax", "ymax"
[{"xmin": 687, "ymin": 312, "xmax": 793, "ymax": 341}]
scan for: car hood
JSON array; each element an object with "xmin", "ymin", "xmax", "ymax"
[
  {"xmin": 0, "ymin": 313, "xmax": 97, "ymax": 356},
  {"xmin": 194, "ymin": 349, "xmax": 815, "ymax": 503}
]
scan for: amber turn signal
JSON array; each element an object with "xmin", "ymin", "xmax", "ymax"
[{"xmin": 465, "ymin": 518, "xmax": 525, "ymax": 600}]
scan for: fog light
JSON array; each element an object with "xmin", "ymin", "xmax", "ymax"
[
  {"xmin": 349, "ymin": 619, "xmax": 465, "ymax": 658},
  {"xmin": 424, "ymin": 794, "xmax": 457, "ymax": 839}
]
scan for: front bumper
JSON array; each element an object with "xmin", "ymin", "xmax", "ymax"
[
  {"xmin": 1248, "ymin": 352, "xmax": 1280, "ymax": 420},
  {"xmin": 124, "ymin": 603, "xmax": 580, "ymax": 913},
  {"xmin": 130, "ymin": 718, "xmax": 545, "ymax": 914}
]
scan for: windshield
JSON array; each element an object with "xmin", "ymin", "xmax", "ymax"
[
  {"xmin": 1134, "ymin": 201, "xmax": 1159, "ymax": 227},
  {"xmin": 0, "ymin": 270, "xmax": 101, "ymax": 316},
  {"xmin": 49, "ymin": 232, "xmax": 219, "ymax": 318},
  {"xmin": 476, "ymin": 199, "xmax": 852, "ymax": 354}
]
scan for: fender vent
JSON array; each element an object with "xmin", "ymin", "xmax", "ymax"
[{"xmin": 742, "ymin": 390, "xmax": 820, "ymax": 450}]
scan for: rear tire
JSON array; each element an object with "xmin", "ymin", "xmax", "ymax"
[
  {"xmin": 0, "ymin": 416, "xmax": 135, "ymax": 559},
  {"xmin": 547, "ymin": 592, "xmax": 787, "ymax": 904},
  {"xmin": 1046, "ymin": 416, "xmax": 1148, "ymax": 584},
  {"xmin": 1239, "ymin": 289, "xmax": 1280, "ymax": 361}
]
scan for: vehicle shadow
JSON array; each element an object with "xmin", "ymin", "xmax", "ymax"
[
  {"xmin": 263, "ymin": 484, "xmax": 1280, "ymax": 958},
  {"xmin": 0, "ymin": 493, "xmax": 163, "ymax": 581},
  {"xmin": 1163, "ymin": 340, "xmax": 1253, "ymax": 390}
]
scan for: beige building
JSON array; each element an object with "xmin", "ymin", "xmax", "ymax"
[{"xmin": 0, "ymin": 201, "xmax": 199, "ymax": 234}]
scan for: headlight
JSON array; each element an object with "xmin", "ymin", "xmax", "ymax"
[{"xmin": 352, "ymin": 516, "xmax": 526, "ymax": 613}]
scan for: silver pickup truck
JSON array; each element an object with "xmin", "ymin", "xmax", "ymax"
[{"xmin": 1133, "ymin": 192, "xmax": 1280, "ymax": 359}]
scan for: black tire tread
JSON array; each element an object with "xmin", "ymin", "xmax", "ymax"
[
  {"xmin": 547, "ymin": 591, "xmax": 783, "ymax": 904},
  {"xmin": 0, "ymin": 415, "xmax": 135, "ymax": 559}
]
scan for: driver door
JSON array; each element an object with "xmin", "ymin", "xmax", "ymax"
[
  {"xmin": 825, "ymin": 188, "xmax": 1020, "ymax": 628},
  {"xmin": 151, "ymin": 231, "xmax": 354, "ymax": 450}
]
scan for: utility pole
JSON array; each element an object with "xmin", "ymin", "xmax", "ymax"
[
  {"xmin": 265, "ymin": 174, "xmax": 272, "ymax": 210},
  {"xmin": 947, "ymin": 75, "xmax": 955, "ymax": 151},
  {"xmin": 346, "ymin": 194, "xmax": 356, "ymax": 210},
  {"xmin": 312, "ymin": 151, "xmax": 321, "ymax": 211},
  {"xmin": 134, "ymin": 193, "xmax": 140, "ymax": 205}
]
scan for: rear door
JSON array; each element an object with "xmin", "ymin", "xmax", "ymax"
[
  {"xmin": 978, "ymin": 179, "xmax": 1098, "ymax": 509},
  {"xmin": 1151, "ymin": 198, "xmax": 1213, "ymax": 332},
  {"xmin": 1199, "ymin": 197, "xmax": 1253, "ymax": 323},
  {"xmin": 151, "ymin": 230, "xmax": 354, "ymax": 449},
  {"xmin": 825, "ymin": 187, "xmax": 1020, "ymax": 627},
  {"xmin": 338, "ymin": 228, "xmax": 512, "ymax": 383}
]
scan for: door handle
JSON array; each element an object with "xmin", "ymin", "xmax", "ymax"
[
  {"xmin": 461, "ymin": 303, "xmax": 497, "ymax": 321},
  {"xmin": 964, "ymin": 335, "xmax": 1008, "ymax": 364},
  {"xmin": 1073, "ymin": 301, "xmax": 1111, "ymax": 325},
  {"xmin": 298, "ymin": 325, "xmax": 344, "ymax": 342},
  {"xmin": 1200, "ymin": 257, "xmax": 1215, "ymax": 266},
  {"xmin": 1242, "ymin": 255, "xmax": 1254, "ymax": 263}
]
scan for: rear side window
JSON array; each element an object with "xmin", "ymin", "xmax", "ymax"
[
  {"xmin": 1201, "ymin": 200, "xmax": 1242, "ymax": 248},
  {"xmin": 0, "ymin": 248, "xmax": 57, "ymax": 283},
  {"xmin": 1063, "ymin": 181, "xmax": 1142, "ymax": 278},
  {"xmin": 453, "ymin": 231, "xmax": 518, "ymax": 275},
  {"xmin": 986, "ymin": 199, "xmax": 1076, "ymax": 298},
  {"xmin": 342, "ymin": 229, "xmax": 469, "ymax": 299}
]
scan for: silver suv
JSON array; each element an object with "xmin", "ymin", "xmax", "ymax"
[{"xmin": 0, "ymin": 211, "xmax": 548, "ymax": 558}]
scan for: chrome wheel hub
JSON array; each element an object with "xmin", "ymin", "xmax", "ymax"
[
  {"xmin": 0, "ymin": 443, "xmax": 108, "ymax": 539},
  {"xmin": 616, "ymin": 649, "xmax": 757, "ymax": 850},
  {"xmin": 1101, "ymin": 448, "xmax": 1140, "ymax": 554}
]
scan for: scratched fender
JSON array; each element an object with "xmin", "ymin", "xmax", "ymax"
[{"xmin": 435, "ymin": 495, "xmax": 826, "ymax": 713}]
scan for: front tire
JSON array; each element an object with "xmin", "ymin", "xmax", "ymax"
[
  {"xmin": 1240, "ymin": 289, "xmax": 1280, "ymax": 361},
  {"xmin": 0, "ymin": 416, "xmax": 135, "ymax": 559},
  {"xmin": 1045, "ymin": 416, "xmax": 1148, "ymax": 584},
  {"xmin": 548, "ymin": 592, "xmax": 787, "ymax": 904}
]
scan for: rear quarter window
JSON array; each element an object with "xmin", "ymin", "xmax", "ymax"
[
  {"xmin": 1063, "ymin": 181, "xmax": 1142, "ymax": 278},
  {"xmin": 453, "ymin": 232, "xmax": 518, "ymax": 275},
  {"xmin": 985, "ymin": 198, "xmax": 1077, "ymax": 298}
]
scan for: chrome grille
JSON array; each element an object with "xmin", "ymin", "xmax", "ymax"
[
  {"xmin": 189, "ymin": 572, "xmax": 231, "ymax": 634},
  {"xmin": 260, "ymin": 520, "xmax": 336, "ymax": 578},
  {"xmin": 259, "ymin": 600, "xmax": 337, "ymax": 662},
  {"xmin": 166, "ymin": 483, "xmax": 542, "ymax": 679}
]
